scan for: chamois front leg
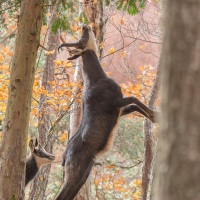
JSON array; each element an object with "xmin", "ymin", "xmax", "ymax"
[
  {"xmin": 120, "ymin": 105, "xmax": 159, "ymax": 123},
  {"xmin": 115, "ymin": 97, "xmax": 157, "ymax": 122},
  {"xmin": 121, "ymin": 105, "xmax": 149, "ymax": 118}
]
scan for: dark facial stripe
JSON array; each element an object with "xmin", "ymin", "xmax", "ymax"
[{"xmin": 34, "ymin": 148, "xmax": 54, "ymax": 160}]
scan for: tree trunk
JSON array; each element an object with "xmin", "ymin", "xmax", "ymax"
[
  {"xmin": 152, "ymin": 1, "xmax": 200, "ymax": 200},
  {"xmin": 68, "ymin": 2, "xmax": 84, "ymax": 199},
  {"xmin": 83, "ymin": 0, "xmax": 105, "ymax": 57},
  {"xmin": 29, "ymin": 6, "xmax": 59, "ymax": 200},
  {"xmin": 0, "ymin": 0, "xmax": 44, "ymax": 199},
  {"xmin": 70, "ymin": 1, "xmax": 106, "ymax": 199},
  {"xmin": 142, "ymin": 61, "xmax": 160, "ymax": 200},
  {"xmin": 69, "ymin": 57, "xmax": 83, "ymax": 136}
]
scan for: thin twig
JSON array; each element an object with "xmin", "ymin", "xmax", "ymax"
[
  {"xmin": 94, "ymin": 160, "xmax": 143, "ymax": 169},
  {"xmin": 0, "ymin": 29, "xmax": 17, "ymax": 44}
]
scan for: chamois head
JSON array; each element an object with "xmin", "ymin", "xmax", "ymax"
[
  {"xmin": 29, "ymin": 138, "xmax": 55, "ymax": 168},
  {"xmin": 58, "ymin": 25, "xmax": 98, "ymax": 60}
]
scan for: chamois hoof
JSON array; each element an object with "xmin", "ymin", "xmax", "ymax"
[
  {"xmin": 149, "ymin": 111, "xmax": 159, "ymax": 123},
  {"xmin": 58, "ymin": 46, "xmax": 63, "ymax": 53}
]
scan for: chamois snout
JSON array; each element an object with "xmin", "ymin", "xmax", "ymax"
[
  {"xmin": 29, "ymin": 138, "xmax": 55, "ymax": 168},
  {"xmin": 57, "ymin": 24, "xmax": 97, "ymax": 60}
]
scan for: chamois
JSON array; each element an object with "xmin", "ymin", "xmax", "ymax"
[
  {"xmin": 56, "ymin": 25, "xmax": 157, "ymax": 200},
  {"xmin": 25, "ymin": 138, "xmax": 55, "ymax": 186}
]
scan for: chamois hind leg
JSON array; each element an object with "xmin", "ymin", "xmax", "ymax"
[
  {"xmin": 115, "ymin": 97, "xmax": 156, "ymax": 122},
  {"xmin": 55, "ymin": 152, "xmax": 94, "ymax": 200}
]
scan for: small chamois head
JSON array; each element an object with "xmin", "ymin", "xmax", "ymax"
[
  {"xmin": 58, "ymin": 25, "xmax": 98, "ymax": 60},
  {"xmin": 29, "ymin": 138, "xmax": 55, "ymax": 168}
]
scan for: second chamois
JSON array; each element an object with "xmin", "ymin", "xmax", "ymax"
[{"xmin": 25, "ymin": 138, "xmax": 55, "ymax": 186}]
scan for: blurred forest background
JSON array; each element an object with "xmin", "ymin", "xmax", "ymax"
[{"xmin": 0, "ymin": 0, "xmax": 162, "ymax": 199}]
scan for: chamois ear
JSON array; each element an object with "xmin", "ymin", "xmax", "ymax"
[
  {"xmin": 29, "ymin": 139, "xmax": 35, "ymax": 152},
  {"xmin": 35, "ymin": 138, "xmax": 39, "ymax": 147}
]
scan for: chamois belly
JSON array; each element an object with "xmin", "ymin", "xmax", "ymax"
[
  {"xmin": 81, "ymin": 112, "xmax": 120, "ymax": 156},
  {"xmin": 80, "ymin": 79, "xmax": 122, "ymax": 156},
  {"xmin": 96, "ymin": 124, "xmax": 118, "ymax": 157}
]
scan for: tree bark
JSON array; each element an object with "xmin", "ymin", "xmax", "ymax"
[
  {"xmin": 152, "ymin": 1, "xmax": 200, "ymax": 200},
  {"xmin": 29, "ymin": 6, "xmax": 59, "ymax": 200},
  {"xmin": 69, "ymin": 58, "xmax": 83, "ymax": 136},
  {"xmin": 68, "ymin": 2, "xmax": 84, "ymax": 199},
  {"xmin": 83, "ymin": 0, "xmax": 105, "ymax": 57},
  {"xmin": 142, "ymin": 61, "xmax": 160, "ymax": 200},
  {"xmin": 0, "ymin": 0, "xmax": 44, "ymax": 199},
  {"xmin": 70, "ymin": 1, "xmax": 106, "ymax": 199}
]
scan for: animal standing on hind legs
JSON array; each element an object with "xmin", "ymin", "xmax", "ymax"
[{"xmin": 56, "ymin": 25, "xmax": 157, "ymax": 200}]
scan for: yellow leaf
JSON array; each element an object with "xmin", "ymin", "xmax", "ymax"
[
  {"xmin": 94, "ymin": 179, "xmax": 100, "ymax": 186},
  {"xmin": 99, "ymin": 42, "xmax": 104, "ymax": 49},
  {"xmin": 89, "ymin": 22, "xmax": 94, "ymax": 28},
  {"xmin": 9, "ymin": 25, "xmax": 16, "ymax": 30},
  {"xmin": 66, "ymin": 62, "xmax": 73, "ymax": 68},
  {"xmin": 60, "ymin": 133, "xmax": 67, "ymax": 142},
  {"xmin": 45, "ymin": 50, "xmax": 55, "ymax": 55},
  {"xmin": 39, "ymin": 176, "xmax": 43, "ymax": 181},
  {"xmin": 138, "ymin": 45, "xmax": 144, "ymax": 49},
  {"xmin": 41, "ymin": 25, "xmax": 48, "ymax": 34},
  {"xmin": 102, "ymin": 63, "xmax": 106, "ymax": 67},
  {"xmin": 54, "ymin": 59, "xmax": 62, "ymax": 66},
  {"xmin": 34, "ymin": 80, "xmax": 40, "ymax": 86},
  {"xmin": 46, "ymin": 13, "xmax": 51, "ymax": 17},
  {"xmin": 120, "ymin": 51, "xmax": 126, "ymax": 57},
  {"xmin": 145, "ymin": 82, "xmax": 152, "ymax": 87},
  {"xmin": 71, "ymin": 24, "xmax": 78, "ymax": 32},
  {"xmin": 121, "ymin": 19, "xmax": 125, "ymax": 25},
  {"xmin": 0, "ymin": 74, "xmax": 5, "ymax": 79},
  {"xmin": 134, "ymin": 179, "xmax": 142, "ymax": 186},
  {"xmin": 139, "ymin": 66, "xmax": 144, "ymax": 71},
  {"xmin": 1, "ymin": 106, "xmax": 6, "ymax": 112},
  {"xmin": 108, "ymin": 47, "xmax": 115, "ymax": 54}
]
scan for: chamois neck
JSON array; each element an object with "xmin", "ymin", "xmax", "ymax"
[
  {"xmin": 82, "ymin": 50, "xmax": 106, "ymax": 83},
  {"xmin": 25, "ymin": 154, "xmax": 38, "ymax": 186}
]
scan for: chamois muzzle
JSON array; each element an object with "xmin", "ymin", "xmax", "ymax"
[
  {"xmin": 29, "ymin": 138, "xmax": 55, "ymax": 165},
  {"xmin": 58, "ymin": 25, "xmax": 91, "ymax": 60},
  {"xmin": 34, "ymin": 145, "xmax": 55, "ymax": 161}
]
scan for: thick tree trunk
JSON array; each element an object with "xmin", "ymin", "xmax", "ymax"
[
  {"xmin": 70, "ymin": 1, "xmax": 106, "ymax": 199},
  {"xmin": 69, "ymin": 58, "xmax": 83, "ymax": 136},
  {"xmin": 83, "ymin": 0, "xmax": 105, "ymax": 57},
  {"xmin": 0, "ymin": 0, "xmax": 44, "ymax": 199},
  {"xmin": 69, "ymin": 2, "xmax": 84, "ymax": 199},
  {"xmin": 142, "ymin": 61, "xmax": 160, "ymax": 200},
  {"xmin": 29, "ymin": 8, "xmax": 59, "ymax": 199},
  {"xmin": 153, "ymin": 1, "xmax": 200, "ymax": 200}
]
